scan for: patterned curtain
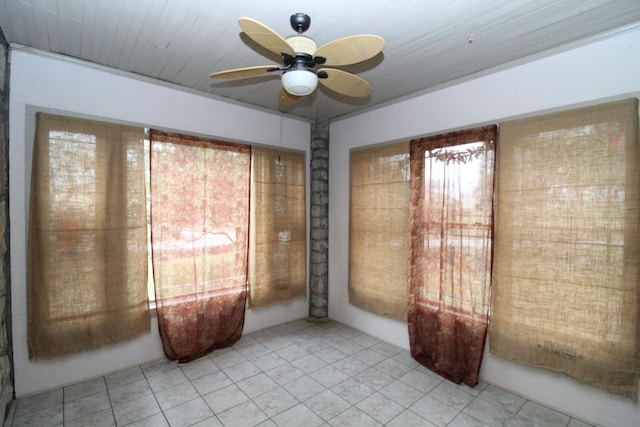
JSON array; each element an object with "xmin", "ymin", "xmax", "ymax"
[
  {"xmin": 149, "ymin": 130, "xmax": 251, "ymax": 362},
  {"xmin": 28, "ymin": 113, "xmax": 149, "ymax": 359},
  {"xmin": 408, "ymin": 125, "xmax": 496, "ymax": 386}
]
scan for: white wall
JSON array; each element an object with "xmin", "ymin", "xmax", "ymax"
[
  {"xmin": 329, "ymin": 25, "xmax": 640, "ymax": 427},
  {"xmin": 9, "ymin": 48, "xmax": 311, "ymax": 397}
]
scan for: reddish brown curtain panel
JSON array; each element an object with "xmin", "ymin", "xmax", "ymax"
[
  {"xmin": 408, "ymin": 125, "xmax": 496, "ymax": 386},
  {"xmin": 149, "ymin": 130, "xmax": 251, "ymax": 362},
  {"xmin": 28, "ymin": 113, "xmax": 150, "ymax": 359}
]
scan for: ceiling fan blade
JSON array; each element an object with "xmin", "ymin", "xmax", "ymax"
[
  {"xmin": 317, "ymin": 68, "xmax": 372, "ymax": 97},
  {"xmin": 209, "ymin": 65, "xmax": 278, "ymax": 79},
  {"xmin": 315, "ymin": 35, "xmax": 385, "ymax": 66},
  {"xmin": 238, "ymin": 17, "xmax": 295, "ymax": 57},
  {"xmin": 278, "ymin": 87, "xmax": 301, "ymax": 107}
]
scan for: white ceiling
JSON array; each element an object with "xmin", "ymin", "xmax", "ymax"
[{"xmin": 1, "ymin": 0, "xmax": 640, "ymax": 121}]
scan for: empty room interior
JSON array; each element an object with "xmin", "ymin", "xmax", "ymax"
[{"xmin": 0, "ymin": 1, "xmax": 639, "ymax": 426}]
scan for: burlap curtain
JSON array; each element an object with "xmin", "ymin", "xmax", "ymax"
[
  {"xmin": 490, "ymin": 99, "xmax": 640, "ymax": 400},
  {"xmin": 349, "ymin": 141, "xmax": 410, "ymax": 320},
  {"xmin": 149, "ymin": 130, "xmax": 250, "ymax": 362},
  {"xmin": 408, "ymin": 126, "xmax": 496, "ymax": 386},
  {"xmin": 28, "ymin": 113, "xmax": 150, "ymax": 359},
  {"xmin": 249, "ymin": 147, "xmax": 307, "ymax": 307}
]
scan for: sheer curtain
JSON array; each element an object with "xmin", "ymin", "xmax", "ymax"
[
  {"xmin": 349, "ymin": 141, "xmax": 410, "ymax": 320},
  {"xmin": 249, "ymin": 147, "xmax": 306, "ymax": 307},
  {"xmin": 490, "ymin": 99, "xmax": 639, "ymax": 399},
  {"xmin": 28, "ymin": 113, "xmax": 149, "ymax": 359},
  {"xmin": 150, "ymin": 130, "xmax": 251, "ymax": 362},
  {"xmin": 408, "ymin": 126, "xmax": 496, "ymax": 386}
]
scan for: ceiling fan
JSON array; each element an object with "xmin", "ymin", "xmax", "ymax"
[{"xmin": 209, "ymin": 13, "xmax": 385, "ymax": 106}]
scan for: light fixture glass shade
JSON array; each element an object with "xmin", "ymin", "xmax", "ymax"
[{"xmin": 282, "ymin": 69, "xmax": 318, "ymax": 96}]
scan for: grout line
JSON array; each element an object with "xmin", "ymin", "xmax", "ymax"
[{"xmin": 101, "ymin": 376, "xmax": 118, "ymax": 426}]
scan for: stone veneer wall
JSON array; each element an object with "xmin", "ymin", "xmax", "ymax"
[
  {"xmin": 0, "ymin": 32, "xmax": 13, "ymax": 425},
  {"xmin": 309, "ymin": 119, "xmax": 329, "ymax": 318}
]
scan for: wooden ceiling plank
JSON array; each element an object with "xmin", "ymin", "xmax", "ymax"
[
  {"xmin": 105, "ymin": 2, "xmax": 142, "ymax": 67},
  {"xmin": 152, "ymin": 1, "xmax": 210, "ymax": 79},
  {"xmin": 18, "ymin": 1, "xmax": 48, "ymax": 50},
  {"xmin": 59, "ymin": 0, "xmax": 84, "ymax": 58},
  {"xmin": 44, "ymin": 8, "xmax": 61, "ymax": 54},
  {"xmin": 0, "ymin": 1, "xmax": 20, "ymax": 41},
  {"xmin": 116, "ymin": 0, "xmax": 161, "ymax": 71},
  {"xmin": 80, "ymin": 1, "xmax": 112, "ymax": 64},
  {"xmin": 133, "ymin": 0, "xmax": 187, "ymax": 76},
  {"xmin": 95, "ymin": 2, "xmax": 127, "ymax": 66}
]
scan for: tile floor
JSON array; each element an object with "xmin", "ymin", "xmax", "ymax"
[{"xmin": 7, "ymin": 319, "xmax": 597, "ymax": 427}]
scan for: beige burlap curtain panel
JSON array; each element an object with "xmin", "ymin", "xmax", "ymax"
[
  {"xmin": 408, "ymin": 126, "xmax": 496, "ymax": 386},
  {"xmin": 28, "ymin": 113, "xmax": 149, "ymax": 359},
  {"xmin": 349, "ymin": 141, "xmax": 410, "ymax": 320},
  {"xmin": 150, "ymin": 130, "xmax": 251, "ymax": 362},
  {"xmin": 249, "ymin": 147, "xmax": 307, "ymax": 307},
  {"xmin": 490, "ymin": 98, "xmax": 640, "ymax": 400}
]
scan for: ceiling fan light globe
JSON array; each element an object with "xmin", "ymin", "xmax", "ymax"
[{"xmin": 282, "ymin": 69, "xmax": 318, "ymax": 96}]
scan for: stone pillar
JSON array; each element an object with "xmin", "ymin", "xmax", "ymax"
[
  {"xmin": 0, "ymin": 31, "xmax": 14, "ymax": 422},
  {"xmin": 309, "ymin": 119, "xmax": 329, "ymax": 318}
]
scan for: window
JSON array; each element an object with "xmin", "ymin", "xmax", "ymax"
[
  {"xmin": 28, "ymin": 116, "xmax": 308, "ymax": 361},
  {"xmin": 490, "ymin": 98, "xmax": 640, "ymax": 399},
  {"xmin": 28, "ymin": 113, "xmax": 150, "ymax": 359},
  {"xmin": 407, "ymin": 126, "xmax": 496, "ymax": 386},
  {"xmin": 349, "ymin": 141, "xmax": 410, "ymax": 320},
  {"xmin": 146, "ymin": 140, "xmax": 308, "ymax": 310},
  {"xmin": 249, "ymin": 147, "xmax": 307, "ymax": 307},
  {"xmin": 149, "ymin": 130, "xmax": 251, "ymax": 361}
]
